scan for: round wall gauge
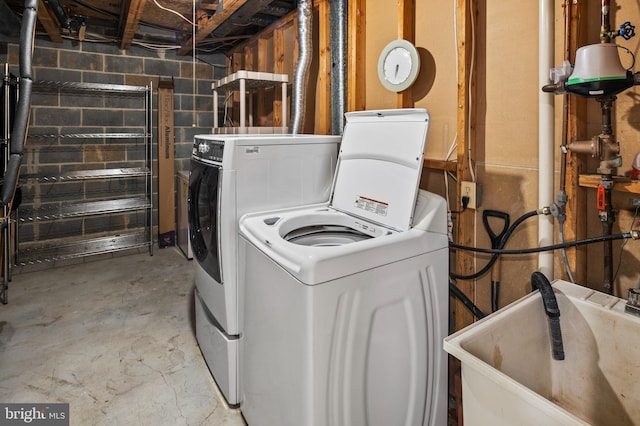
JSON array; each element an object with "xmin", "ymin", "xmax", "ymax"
[{"xmin": 377, "ymin": 39, "xmax": 421, "ymax": 92}]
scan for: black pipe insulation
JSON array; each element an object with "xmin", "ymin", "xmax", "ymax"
[
  {"xmin": 531, "ymin": 272, "xmax": 565, "ymax": 361},
  {"xmin": 451, "ymin": 232, "xmax": 636, "ymax": 255},
  {"xmin": 2, "ymin": 0, "xmax": 37, "ymax": 208},
  {"xmin": 9, "ymin": 77, "xmax": 30, "ymax": 154}
]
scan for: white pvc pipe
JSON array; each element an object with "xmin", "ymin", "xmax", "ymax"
[{"xmin": 539, "ymin": 0, "xmax": 555, "ymax": 279}]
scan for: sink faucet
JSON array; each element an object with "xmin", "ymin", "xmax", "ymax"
[{"xmin": 625, "ymin": 288, "xmax": 640, "ymax": 317}]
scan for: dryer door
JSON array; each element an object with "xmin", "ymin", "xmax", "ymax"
[{"xmin": 188, "ymin": 158, "xmax": 222, "ymax": 283}]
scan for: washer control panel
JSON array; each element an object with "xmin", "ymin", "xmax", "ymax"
[{"xmin": 193, "ymin": 137, "xmax": 225, "ymax": 163}]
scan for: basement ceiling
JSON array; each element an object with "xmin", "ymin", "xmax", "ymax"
[{"xmin": 2, "ymin": 0, "xmax": 297, "ymax": 55}]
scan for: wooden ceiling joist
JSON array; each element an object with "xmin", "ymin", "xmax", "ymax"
[
  {"xmin": 120, "ymin": 0, "xmax": 147, "ymax": 50},
  {"xmin": 37, "ymin": 0, "xmax": 63, "ymax": 43},
  {"xmin": 178, "ymin": 0, "xmax": 248, "ymax": 56}
]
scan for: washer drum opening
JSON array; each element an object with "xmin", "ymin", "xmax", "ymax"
[{"xmin": 283, "ymin": 225, "xmax": 373, "ymax": 246}]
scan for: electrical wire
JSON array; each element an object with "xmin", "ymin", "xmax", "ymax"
[
  {"xmin": 70, "ymin": 0, "xmax": 192, "ymax": 34},
  {"xmin": 467, "ymin": 0, "xmax": 476, "ymax": 184},
  {"xmin": 618, "ymin": 45, "xmax": 636, "ymax": 70},
  {"xmin": 222, "ymin": 92, "xmax": 234, "ymax": 127},
  {"xmin": 151, "ymin": 0, "xmax": 196, "ymax": 26},
  {"xmin": 451, "ymin": 232, "xmax": 635, "ymax": 255},
  {"xmin": 56, "ymin": 30, "xmax": 234, "ymax": 55}
]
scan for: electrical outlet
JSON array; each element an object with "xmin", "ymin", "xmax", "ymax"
[{"xmin": 461, "ymin": 181, "xmax": 480, "ymax": 209}]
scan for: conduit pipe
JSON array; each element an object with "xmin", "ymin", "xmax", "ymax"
[
  {"xmin": 330, "ymin": 0, "xmax": 347, "ymax": 135},
  {"xmin": 289, "ymin": 0, "xmax": 313, "ymax": 134},
  {"xmin": 539, "ymin": 0, "xmax": 555, "ymax": 279}
]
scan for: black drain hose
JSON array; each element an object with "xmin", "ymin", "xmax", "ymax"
[
  {"xmin": 531, "ymin": 272, "xmax": 565, "ymax": 361},
  {"xmin": 450, "ymin": 209, "xmax": 539, "ymax": 280},
  {"xmin": 449, "ymin": 278, "xmax": 486, "ymax": 320}
]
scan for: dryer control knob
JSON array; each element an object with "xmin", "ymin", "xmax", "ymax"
[{"xmin": 198, "ymin": 143, "xmax": 210, "ymax": 154}]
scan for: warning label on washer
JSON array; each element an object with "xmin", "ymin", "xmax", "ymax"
[{"xmin": 355, "ymin": 195, "xmax": 388, "ymax": 216}]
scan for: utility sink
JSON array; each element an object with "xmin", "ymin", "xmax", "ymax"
[{"xmin": 444, "ymin": 279, "xmax": 640, "ymax": 425}]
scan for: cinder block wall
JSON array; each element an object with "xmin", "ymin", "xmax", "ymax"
[{"xmin": 1, "ymin": 39, "xmax": 225, "ymax": 258}]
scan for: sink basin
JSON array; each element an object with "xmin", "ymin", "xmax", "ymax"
[{"xmin": 444, "ymin": 279, "xmax": 640, "ymax": 425}]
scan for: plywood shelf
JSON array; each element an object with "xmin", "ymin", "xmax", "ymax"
[{"xmin": 578, "ymin": 174, "xmax": 640, "ymax": 194}]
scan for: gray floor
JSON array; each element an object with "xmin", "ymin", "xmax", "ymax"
[{"xmin": 0, "ymin": 247, "xmax": 245, "ymax": 425}]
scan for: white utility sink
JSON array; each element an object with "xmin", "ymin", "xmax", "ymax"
[{"xmin": 444, "ymin": 279, "xmax": 640, "ymax": 425}]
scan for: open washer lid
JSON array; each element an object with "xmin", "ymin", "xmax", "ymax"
[{"xmin": 330, "ymin": 108, "xmax": 429, "ymax": 232}]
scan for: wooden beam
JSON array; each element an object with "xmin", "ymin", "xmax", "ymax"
[
  {"xmin": 564, "ymin": 0, "xmax": 588, "ymax": 283},
  {"xmin": 120, "ymin": 0, "xmax": 147, "ymax": 50},
  {"xmin": 316, "ymin": 0, "xmax": 331, "ymax": 134},
  {"xmin": 256, "ymin": 38, "xmax": 269, "ymax": 126},
  {"xmin": 178, "ymin": 0, "xmax": 248, "ymax": 56},
  {"xmin": 424, "ymin": 159, "xmax": 457, "ymax": 173},
  {"xmin": 273, "ymin": 27, "xmax": 286, "ymax": 127},
  {"xmin": 347, "ymin": 0, "xmax": 366, "ymax": 112},
  {"xmin": 454, "ymin": 0, "xmax": 478, "ymax": 331},
  {"xmin": 397, "ymin": 0, "xmax": 415, "ymax": 108},
  {"xmin": 37, "ymin": 0, "xmax": 62, "ymax": 43}
]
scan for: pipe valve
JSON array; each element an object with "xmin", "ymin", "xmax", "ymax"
[
  {"xmin": 619, "ymin": 21, "xmax": 636, "ymax": 40},
  {"xmin": 625, "ymin": 288, "xmax": 640, "ymax": 317}
]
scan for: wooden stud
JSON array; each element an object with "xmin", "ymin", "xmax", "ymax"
[
  {"xmin": 397, "ymin": 0, "xmax": 415, "ymax": 108},
  {"xmin": 316, "ymin": 0, "xmax": 332, "ymax": 134},
  {"xmin": 454, "ymin": 0, "xmax": 478, "ymax": 331},
  {"xmin": 273, "ymin": 28, "xmax": 286, "ymax": 128},
  {"xmin": 347, "ymin": 0, "xmax": 366, "ymax": 112},
  {"xmin": 564, "ymin": 0, "xmax": 588, "ymax": 283},
  {"xmin": 244, "ymin": 43, "xmax": 256, "ymax": 71},
  {"xmin": 257, "ymin": 38, "xmax": 269, "ymax": 127}
]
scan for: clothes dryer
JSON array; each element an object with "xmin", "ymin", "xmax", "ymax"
[
  {"xmin": 238, "ymin": 109, "xmax": 449, "ymax": 425},
  {"xmin": 188, "ymin": 134, "xmax": 339, "ymax": 405}
]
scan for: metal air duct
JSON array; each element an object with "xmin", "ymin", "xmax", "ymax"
[
  {"xmin": 289, "ymin": 0, "xmax": 313, "ymax": 134},
  {"xmin": 330, "ymin": 0, "xmax": 347, "ymax": 135}
]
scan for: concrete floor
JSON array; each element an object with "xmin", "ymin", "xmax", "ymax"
[{"xmin": 0, "ymin": 247, "xmax": 245, "ymax": 425}]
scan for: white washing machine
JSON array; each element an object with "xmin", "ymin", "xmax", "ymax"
[
  {"xmin": 238, "ymin": 109, "xmax": 449, "ymax": 426},
  {"xmin": 189, "ymin": 134, "xmax": 340, "ymax": 405}
]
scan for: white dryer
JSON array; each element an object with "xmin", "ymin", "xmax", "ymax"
[
  {"xmin": 238, "ymin": 109, "xmax": 449, "ymax": 426},
  {"xmin": 189, "ymin": 134, "xmax": 339, "ymax": 405}
]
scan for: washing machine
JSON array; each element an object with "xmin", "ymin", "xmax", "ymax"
[
  {"xmin": 188, "ymin": 134, "xmax": 340, "ymax": 405},
  {"xmin": 238, "ymin": 109, "xmax": 449, "ymax": 426}
]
